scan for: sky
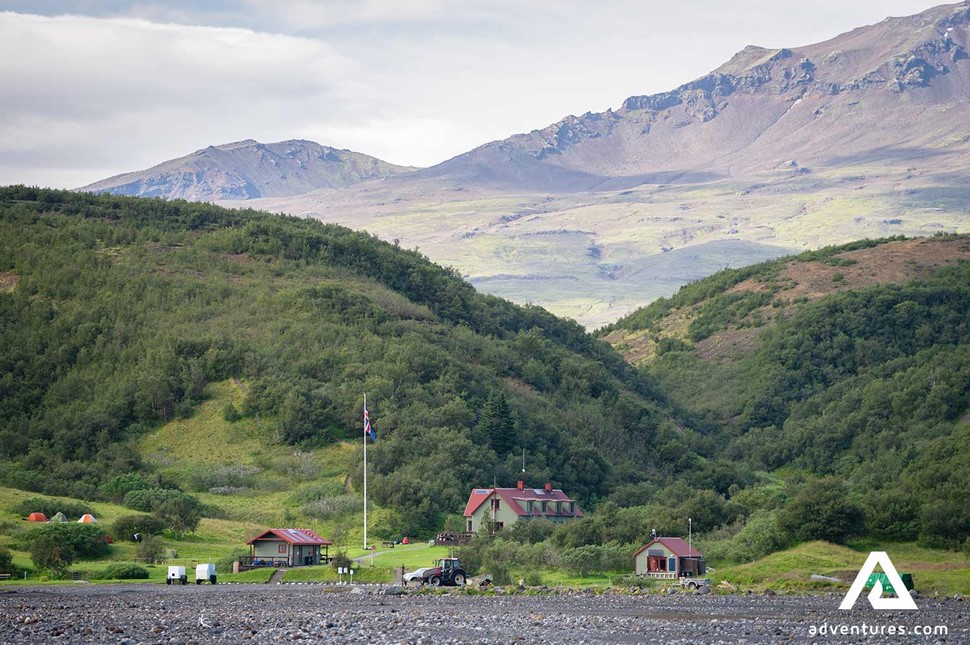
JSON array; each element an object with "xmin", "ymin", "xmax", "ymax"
[{"xmin": 0, "ymin": 0, "xmax": 947, "ymax": 188}]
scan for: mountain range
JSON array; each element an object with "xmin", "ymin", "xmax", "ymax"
[
  {"xmin": 81, "ymin": 2, "xmax": 970, "ymax": 326},
  {"xmin": 80, "ymin": 139, "xmax": 415, "ymax": 201}
]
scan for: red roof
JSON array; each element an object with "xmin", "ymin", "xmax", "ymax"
[
  {"xmin": 246, "ymin": 528, "xmax": 332, "ymax": 546},
  {"xmin": 633, "ymin": 537, "xmax": 702, "ymax": 559},
  {"xmin": 462, "ymin": 486, "xmax": 583, "ymax": 518},
  {"xmin": 463, "ymin": 488, "xmax": 495, "ymax": 516}
]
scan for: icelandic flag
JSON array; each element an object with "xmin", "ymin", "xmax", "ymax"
[{"xmin": 364, "ymin": 407, "xmax": 376, "ymax": 442}]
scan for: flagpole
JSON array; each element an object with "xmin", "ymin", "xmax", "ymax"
[{"xmin": 363, "ymin": 393, "xmax": 368, "ymax": 551}]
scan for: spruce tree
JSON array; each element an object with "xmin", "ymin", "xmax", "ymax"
[{"xmin": 477, "ymin": 391, "xmax": 516, "ymax": 456}]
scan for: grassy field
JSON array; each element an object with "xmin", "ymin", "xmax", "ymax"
[
  {"xmin": 713, "ymin": 541, "xmax": 970, "ymax": 595},
  {"xmin": 355, "ymin": 544, "xmax": 451, "ymax": 569},
  {"xmin": 138, "ymin": 379, "xmax": 379, "ymax": 545},
  {"xmin": 0, "ymin": 379, "xmax": 436, "ymax": 586},
  {"xmin": 3, "ymin": 383, "xmax": 967, "ymax": 593}
]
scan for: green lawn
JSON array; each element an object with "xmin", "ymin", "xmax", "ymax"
[
  {"xmin": 353, "ymin": 543, "xmax": 451, "ymax": 569},
  {"xmin": 713, "ymin": 541, "xmax": 970, "ymax": 595},
  {"xmin": 282, "ymin": 565, "xmax": 388, "ymax": 584}
]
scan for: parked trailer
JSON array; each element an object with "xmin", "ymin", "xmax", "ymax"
[
  {"xmin": 196, "ymin": 563, "xmax": 217, "ymax": 585},
  {"xmin": 166, "ymin": 566, "xmax": 187, "ymax": 585}
]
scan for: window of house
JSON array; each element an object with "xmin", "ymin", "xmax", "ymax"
[
  {"xmin": 278, "ymin": 544, "xmax": 287, "ymax": 554},
  {"xmin": 492, "ymin": 498, "xmax": 500, "ymax": 511}
]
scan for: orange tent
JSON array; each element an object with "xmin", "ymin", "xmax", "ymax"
[
  {"xmin": 26, "ymin": 512, "xmax": 47, "ymax": 522},
  {"xmin": 77, "ymin": 514, "xmax": 97, "ymax": 523}
]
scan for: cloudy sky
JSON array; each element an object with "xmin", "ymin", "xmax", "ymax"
[{"xmin": 0, "ymin": 0, "xmax": 944, "ymax": 188}]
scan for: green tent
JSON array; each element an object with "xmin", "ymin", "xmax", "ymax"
[{"xmin": 50, "ymin": 512, "xmax": 68, "ymax": 523}]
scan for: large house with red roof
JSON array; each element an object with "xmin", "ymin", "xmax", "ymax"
[
  {"xmin": 241, "ymin": 528, "xmax": 332, "ymax": 569},
  {"xmin": 462, "ymin": 481, "xmax": 583, "ymax": 533},
  {"xmin": 633, "ymin": 537, "xmax": 705, "ymax": 579}
]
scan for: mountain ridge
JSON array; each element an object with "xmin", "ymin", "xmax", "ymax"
[
  {"xmin": 80, "ymin": 139, "xmax": 417, "ymax": 201},
  {"xmin": 78, "ymin": 3, "xmax": 970, "ymax": 327},
  {"xmin": 417, "ymin": 1, "xmax": 970, "ymax": 190}
]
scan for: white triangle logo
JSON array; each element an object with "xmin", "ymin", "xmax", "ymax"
[{"xmin": 839, "ymin": 551, "xmax": 917, "ymax": 610}]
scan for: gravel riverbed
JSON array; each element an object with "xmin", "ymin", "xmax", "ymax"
[{"xmin": 1, "ymin": 584, "xmax": 967, "ymax": 644}]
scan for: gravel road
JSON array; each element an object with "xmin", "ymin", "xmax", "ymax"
[{"xmin": 1, "ymin": 584, "xmax": 966, "ymax": 644}]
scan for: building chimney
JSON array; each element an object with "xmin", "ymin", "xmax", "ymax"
[
  {"xmin": 517, "ymin": 480, "xmax": 524, "ymax": 491},
  {"xmin": 544, "ymin": 482, "xmax": 553, "ymax": 492}
]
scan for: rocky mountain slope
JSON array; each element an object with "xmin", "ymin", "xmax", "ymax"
[
  {"xmin": 420, "ymin": 2, "xmax": 970, "ymax": 190},
  {"xmin": 80, "ymin": 139, "xmax": 416, "ymax": 201},
  {"xmin": 84, "ymin": 3, "xmax": 970, "ymax": 326},
  {"xmin": 240, "ymin": 3, "xmax": 970, "ymax": 326}
]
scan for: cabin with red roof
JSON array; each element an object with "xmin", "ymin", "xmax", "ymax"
[
  {"xmin": 462, "ymin": 481, "xmax": 583, "ymax": 533},
  {"xmin": 239, "ymin": 528, "xmax": 332, "ymax": 569},
  {"xmin": 634, "ymin": 537, "xmax": 705, "ymax": 579}
]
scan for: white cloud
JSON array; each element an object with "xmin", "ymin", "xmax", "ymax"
[
  {"xmin": 0, "ymin": 12, "xmax": 359, "ymax": 186},
  {"xmin": 241, "ymin": 0, "xmax": 450, "ymax": 29}
]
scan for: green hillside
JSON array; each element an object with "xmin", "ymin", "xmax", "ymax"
[
  {"xmin": 602, "ymin": 235, "xmax": 970, "ymax": 549},
  {"xmin": 1, "ymin": 189, "xmax": 968, "ymax": 587},
  {"xmin": 0, "ymin": 187, "xmax": 709, "ymax": 537}
]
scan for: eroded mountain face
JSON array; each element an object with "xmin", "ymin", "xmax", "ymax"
[{"xmin": 80, "ymin": 139, "xmax": 416, "ymax": 201}]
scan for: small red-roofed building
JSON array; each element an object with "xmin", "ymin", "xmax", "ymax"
[
  {"xmin": 462, "ymin": 481, "xmax": 583, "ymax": 533},
  {"xmin": 634, "ymin": 537, "xmax": 705, "ymax": 579},
  {"xmin": 241, "ymin": 528, "xmax": 332, "ymax": 569}
]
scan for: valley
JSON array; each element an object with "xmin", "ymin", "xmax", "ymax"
[
  {"xmin": 2, "ymin": 2, "xmax": 969, "ymax": 603},
  {"xmin": 240, "ymin": 169, "xmax": 967, "ymax": 326}
]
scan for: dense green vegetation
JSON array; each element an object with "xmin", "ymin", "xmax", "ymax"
[
  {"xmin": 0, "ymin": 187, "xmax": 709, "ymax": 536},
  {"xmin": 604, "ymin": 235, "xmax": 970, "ymax": 551},
  {"xmin": 2, "ymin": 188, "xmax": 966, "ymax": 582}
]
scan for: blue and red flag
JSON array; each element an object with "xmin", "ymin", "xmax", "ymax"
[{"xmin": 364, "ymin": 407, "xmax": 376, "ymax": 442}]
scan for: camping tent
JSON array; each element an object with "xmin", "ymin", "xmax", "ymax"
[
  {"xmin": 26, "ymin": 512, "xmax": 47, "ymax": 522},
  {"xmin": 50, "ymin": 512, "xmax": 68, "ymax": 523},
  {"xmin": 77, "ymin": 513, "xmax": 97, "ymax": 523}
]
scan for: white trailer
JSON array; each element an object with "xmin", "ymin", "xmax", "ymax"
[
  {"xmin": 166, "ymin": 566, "xmax": 187, "ymax": 585},
  {"xmin": 196, "ymin": 563, "xmax": 217, "ymax": 585}
]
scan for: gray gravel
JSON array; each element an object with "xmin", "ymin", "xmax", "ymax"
[{"xmin": 1, "ymin": 584, "xmax": 967, "ymax": 644}]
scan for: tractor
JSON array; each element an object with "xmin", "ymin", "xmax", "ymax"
[{"xmin": 408, "ymin": 557, "xmax": 468, "ymax": 587}]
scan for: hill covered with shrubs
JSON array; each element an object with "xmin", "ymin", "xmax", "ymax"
[
  {"xmin": 602, "ymin": 235, "xmax": 970, "ymax": 550},
  {"xmin": 0, "ymin": 187, "xmax": 714, "ymax": 535}
]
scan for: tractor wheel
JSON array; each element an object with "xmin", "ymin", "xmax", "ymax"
[
  {"xmin": 453, "ymin": 572, "xmax": 466, "ymax": 587},
  {"xmin": 166, "ymin": 578, "xmax": 172, "ymax": 585},
  {"xmin": 429, "ymin": 576, "xmax": 441, "ymax": 587},
  {"xmin": 210, "ymin": 575, "xmax": 217, "ymax": 585},
  {"xmin": 196, "ymin": 579, "xmax": 202, "ymax": 585},
  {"xmin": 181, "ymin": 576, "xmax": 187, "ymax": 585}
]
